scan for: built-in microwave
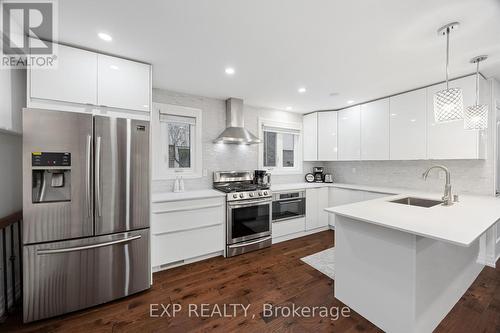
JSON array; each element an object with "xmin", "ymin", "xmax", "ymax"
[{"xmin": 272, "ymin": 191, "xmax": 306, "ymax": 222}]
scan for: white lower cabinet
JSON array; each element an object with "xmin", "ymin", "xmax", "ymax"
[
  {"xmin": 273, "ymin": 217, "xmax": 306, "ymax": 238},
  {"xmin": 151, "ymin": 197, "xmax": 225, "ymax": 269},
  {"xmin": 305, "ymin": 187, "xmax": 329, "ymax": 230}
]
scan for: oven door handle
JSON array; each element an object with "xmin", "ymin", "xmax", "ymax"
[
  {"xmin": 275, "ymin": 199, "xmax": 303, "ymax": 204},
  {"xmin": 227, "ymin": 236, "xmax": 272, "ymax": 249},
  {"xmin": 228, "ymin": 199, "xmax": 271, "ymax": 207}
]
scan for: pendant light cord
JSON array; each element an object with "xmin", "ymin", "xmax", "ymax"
[
  {"xmin": 475, "ymin": 60, "xmax": 480, "ymax": 105},
  {"xmin": 445, "ymin": 27, "xmax": 450, "ymax": 89}
]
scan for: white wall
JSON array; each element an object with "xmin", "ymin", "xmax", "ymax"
[
  {"xmin": 0, "ymin": 131, "xmax": 22, "ymax": 217},
  {"xmin": 151, "ymin": 89, "xmax": 319, "ymax": 192}
]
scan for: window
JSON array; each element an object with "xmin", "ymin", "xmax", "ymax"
[
  {"xmin": 152, "ymin": 103, "xmax": 202, "ymax": 179},
  {"xmin": 259, "ymin": 119, "xmax": 302, "ymax": 174}
]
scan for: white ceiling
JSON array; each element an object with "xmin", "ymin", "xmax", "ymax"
[{"xmin": 55, "ymin": 0, "xmax": 500, "ymax": 113}]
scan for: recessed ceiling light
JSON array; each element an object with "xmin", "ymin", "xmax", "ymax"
[
  {"xmin": 225, "ymin": 67, "xmax": 235, "ymax": 75},
  {"xmin": 329, "ymin": 92, "xmax": 339, "ymax": 97},
  {"xmin": 298, "ymin": 87, "xmax": 306, "ymax": 94},
  {"xmin": 285, "ymin": 106, "xmax": 292, "ymax": 111},
  {"xmin": 110, "ymin": 65, "xmax": 119, "ymax": 70},
  {"xmin": 347, "ymin": 100, "xmax": 354, "ymax": 104},
  {"xmin": 98, "ymin": 32, "xmax": 112, "ymax": 41}
]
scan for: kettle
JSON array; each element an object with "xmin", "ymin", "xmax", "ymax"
[{"xmin": 254, "ymin": 170, "xmax": 271, "ymax": 187}]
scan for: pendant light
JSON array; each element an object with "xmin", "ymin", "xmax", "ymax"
[
  {"xmin": 464, "ymin": 55, "xmax": 488, "ymax": 130},
  {"xmin": 434, "ymin": 22, "xmax": 464, "ymax": 123}
]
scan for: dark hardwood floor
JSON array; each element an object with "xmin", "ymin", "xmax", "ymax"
[{"xmin": 2, "ymin": 230, "xmax": 499, "ymax": 332}]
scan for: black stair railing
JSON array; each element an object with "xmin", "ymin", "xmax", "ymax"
[{"xmin": 0, "ymin": 211, "xmax": 22, "ymax": 322}]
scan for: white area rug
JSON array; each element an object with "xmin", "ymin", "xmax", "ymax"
[{"xmin": 300, "ymin": 247, "xmax": 335, "ymax": 279}]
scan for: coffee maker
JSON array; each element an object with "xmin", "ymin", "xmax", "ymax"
[
  {"xmin": 313, "ymin": 167, "xmax": 324, "ymax": 182},
  {"xmin": 254, "ymin": 170, "xmax": 271, "ymax": 188}
]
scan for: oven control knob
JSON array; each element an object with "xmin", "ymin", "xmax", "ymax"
[
  {"xmin": 239, "ymin": 193, "xmax": 244, "ymax": 198},
  {"xmin": 232, "ymin": 194, "xmax": 238, "ymax": 199},
  {"xmin": 263, "ymin": 191, "xmax": 268, "ymax": 196},
  {"xmin": 258, "ymin": 192, "xmax": 263, "ymax": 196},
  {"xmin": 249, "ymin": 193, "xmax": 254, "ymax": 197}
]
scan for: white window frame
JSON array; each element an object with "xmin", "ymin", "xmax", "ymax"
[
  {"xmin": 152, "ymin": 102, "xmax": 202, "ymax": 179},
  {"xmin": 258, "ymin": 118, "xmax": 303, "ymax": 175}
]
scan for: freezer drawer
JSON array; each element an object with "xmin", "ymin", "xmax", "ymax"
[{"xmin": 23, "ymin": 229, "xmax": 150, "ymax": 323}]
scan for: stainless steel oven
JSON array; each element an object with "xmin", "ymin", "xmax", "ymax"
[
  {"xmin": 226, "ymin": 198, "xmax": 272, "ymax": 257},
  {"xmin": 272, "ymin": 190, "xmax": 306, "ymax": 222}
]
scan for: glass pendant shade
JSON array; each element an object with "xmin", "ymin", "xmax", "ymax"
[
  {"xmin": 433, "ymin": 87, "xmax": 464, "ymax": 122},
  {"xmin": 464, "ymin": 55, "xmax": 488, "ymax": 130},
  {"xmin": 464, "ymin": 104, "xmax": 488, "ymax": 130}
]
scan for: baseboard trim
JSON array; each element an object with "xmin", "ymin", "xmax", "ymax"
[
  {"xmin": 152, "ymin": 251, "xmax": 223, "ymax": 273},
  {"xmin": 272, "ymin": 226, "xmax": 330, "ymax": 244}
]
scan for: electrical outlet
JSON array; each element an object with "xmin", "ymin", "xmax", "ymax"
[
  {"xmin": 438, "ymin": 171, "xmax": 445, "ymax": 180},
  {"xmin": 352, "ymin": 167, "xmax": 356, "ymax": 174}
]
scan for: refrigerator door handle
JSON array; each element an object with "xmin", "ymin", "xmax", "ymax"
[
  {"xmin": 86, "ymin": 134, "xmax": 92, "ymax": 217},
  {"xmin": 37, "ymin": 235, "xmax": 142, "ymax": 255},
  {"xmin": 95, "ymin": 136, "xmax": 102, "ymax": 217}
]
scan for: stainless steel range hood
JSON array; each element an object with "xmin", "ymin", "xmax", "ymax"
[{"xmin": 213, "ymin": 98, "xmax": 261, "ymax": 144}]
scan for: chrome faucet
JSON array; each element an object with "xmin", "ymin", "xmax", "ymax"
[{"xmin": 422, "ymin": 165, "xmax": 453, "ymax": 206}]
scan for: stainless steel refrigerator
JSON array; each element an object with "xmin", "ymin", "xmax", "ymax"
[{"xmin": 22, "ymin": 108, "xmax": 151, "ymax": 323}]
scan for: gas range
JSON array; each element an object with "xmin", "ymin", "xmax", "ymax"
[
  {"xmin": 214, "ymin": 170, "xmax": 273, "ymax": 257},
  {"xmin": 213, "ymin": 171, "xmax": 272, "ymax": 202}
]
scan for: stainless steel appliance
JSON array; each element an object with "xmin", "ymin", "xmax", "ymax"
[
  {"xmin": 213, "ymin": 171, "xmax": 272, "ymax": 257},
  {"xmin": 313, "ymin": 166, "xmax": 324, "ymax": 182},
  {"xmin": 22, "ymin": 108, "xmax": 150, "ymax": 323},
  {"xmin": 272, "ymin": 190, "xmax": 306, "ymax": 222},
  {"xmin": 324, "ymin": 173, "xmax": 333, "ymax": 183},
  {"xmin": 254, "ymin": 170, "xmax": 271, "ymax": 188},
  {"xmin": 213, "ymin": 98, "xmax": 261, "ymax": 144}
]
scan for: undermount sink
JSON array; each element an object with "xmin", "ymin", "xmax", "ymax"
[{"xmin": 389, "ymin": 197, "xmax": 443, "ymax": 208}]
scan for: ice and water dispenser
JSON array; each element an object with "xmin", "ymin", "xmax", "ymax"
[{"xmin": 31, "ymin": 152, "xmax": 71, "ymax": 203}]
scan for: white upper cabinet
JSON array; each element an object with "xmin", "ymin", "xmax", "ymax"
[
  {"xmin": 338, "ymin": 106, "xmax": 361, "ymax": 161},
  {"xmin": 317, "ymin": 111, "xmax": 338, "ymax": 161},
  {"xmin": 303, "ymin": 112, "xmax": 318, "ymax": 161},
  {"xmin": 30, "ymin": 44, "xmax": 98, "ymax": 105},
  {"xmin": 28, "ymin": 41, "xmax": 152, "ymax": 115},
  {"xmin": 390, "ymin": 88, "xmax": 427, "ymax": 160},
  {"xmin": 361, "ymin": 98, "xmax": 390, "ymax": 160},
  {"xmin": 426, "ymin": 75, "xmax": 486, "ymax": 159},
  {"xmin": 97, "ymin": 55, "xmax": 151, "ymax": 112}
]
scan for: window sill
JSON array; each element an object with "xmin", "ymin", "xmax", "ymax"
[{"xmin": 266, "ymin": 169, "xmax": 303, "ymax": 176}]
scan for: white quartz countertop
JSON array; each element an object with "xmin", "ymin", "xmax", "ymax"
[
  {"xmin": 271, "ymin": 182, "xmax": 399, "ymax": 194},
  {"xmin": 152, "ymin": 182, "xmax": 404, "ymax": 203},
  {"xmin": 151, "ymin": 189, "xmax": 225, "ymax": 203},
  {"xmin": 326, "ymin": 192, "xmax": 500, "ymax": 247}
]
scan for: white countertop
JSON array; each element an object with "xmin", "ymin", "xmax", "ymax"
[
  {"xmin": 326, "ymin": 192, "xmax": 500, "ymax": 247},
  {"xmin": 151, "ymin": 189, "xmax": 225, "ymax": 203},
  {"xmin": 271, "ymin": 182, "xmax": 399, "ymax": 194},
  {"xmin": 151, "ymin": 182, "xmax": 398, "ymax": 203}
]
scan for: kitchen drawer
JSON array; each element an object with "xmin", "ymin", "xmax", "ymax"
[
  {"xmin": 152, "ymin": 224, "xmax": 223, "ymax": 266},
  {"xmin": 272, "ymin": 217, "xmax": 305, "ymax": 238},
  {"xmin": 151, "ymin": 197, "xmax": 225, "ymax": 234}
]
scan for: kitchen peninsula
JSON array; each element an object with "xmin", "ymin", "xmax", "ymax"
[{"xmin": 326, "ymin": 193, "xmax": 500, "ymax": 333}]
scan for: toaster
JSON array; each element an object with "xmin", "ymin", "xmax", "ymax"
[{"xmin": 324, "ymin": 173, "xmax": 333, "ymax": 183}]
